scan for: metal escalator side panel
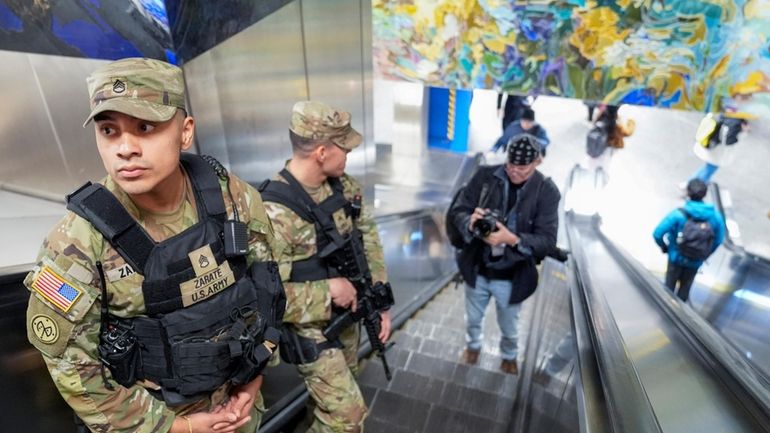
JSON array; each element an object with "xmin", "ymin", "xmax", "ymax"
[
  {"xmin": 566, "ymin": 212, "xmax": 663, "ymax": 433},
  {"xmin": 597, "ymin": 226, "xmax": 770, "ymax": 432}
]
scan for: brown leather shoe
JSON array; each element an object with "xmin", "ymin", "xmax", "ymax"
[
  {"xmin": 463, "ymin": 349, "xmax": 480, "ymax": 365},
  {"xmin": 500, "ymin": 359, "xmax": 518, "ymax": 375}
]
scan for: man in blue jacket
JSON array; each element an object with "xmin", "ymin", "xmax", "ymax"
[
  {"xmin": 653, "ymin": 179, "xmax": 725, "ymax": 302},
  {"xmin": 491, "ymin": 108, "xmax": 551, "ymax": 156}
]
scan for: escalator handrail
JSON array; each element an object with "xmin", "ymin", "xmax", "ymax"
[
  {"xmin": 446, "ymin": 151, "xmax": 485, "ymax": 203},
  {"xmin": 567, "ymin": 257, "xmax": 612, "ymax": 433},
  {"xmin": 708, "ymin": 182, "xmax": 743, "ymax": 253},
  {"xmin": 596, "ymin": 221, "xmax": 770, "ymax": 430},
  {"xmin": 566, "ymin": 212, "xmax": 663, "ymax": 433},
  {"xmin": 709, "ymin": 182, "xmax": 770, "ymax": 265}
]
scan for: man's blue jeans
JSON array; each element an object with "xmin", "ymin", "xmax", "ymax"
[
  {"xmin": 693, "ymin": 162, "xmax": 719, "ymax": 183},
  {"xmin": 464, "ymin": 275, "xmax": 522, "ymax": 361}
]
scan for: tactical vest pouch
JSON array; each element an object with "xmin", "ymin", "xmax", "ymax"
[
  {"xmin": 170, "ymin": 306, "xmax": 265, "ymax": 396},
  {"xmin": 279, "ymin": 327, "xmax": 342, "ymax": 365},
  {"xmin": 248, "ymin": 261, "xmax": 286, "ymax": 330}
]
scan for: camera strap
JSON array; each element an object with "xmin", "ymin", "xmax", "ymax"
[{"xmin": 501, "ymin": 179, "xmax": 510, "ymax": 224}]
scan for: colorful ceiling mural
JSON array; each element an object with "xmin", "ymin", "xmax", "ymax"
[
  {"xmin": 0, "ymin": 0, "xmax": 291, "ymax": 64},
  {"xmin": 166, "ymin": 0, "xmax": 292, "ymax": 62},
  {"xmin": 373, "ymin": 0, "xmax": 770, "ymax": 116},
  {"xmin": 0, "ymin": 0, "xmax": 173, "ymax": 61}
]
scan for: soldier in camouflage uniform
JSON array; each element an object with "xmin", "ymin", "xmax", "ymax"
[
  {"xmin": 24, "ymin": 58, "xmax": 282, "ymax": 433},
  {"xmin": 263, "ymin": 101, "xmax": 392, "ymax": 433}
]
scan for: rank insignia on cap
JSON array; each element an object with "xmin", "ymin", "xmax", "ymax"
[
  {"xmin": 113, "ymin": 79, "xmax": 126, "ymax": 93},
  {"xmin": 32, "ymin": 266, "xmax": 83, "ymax": 313}
]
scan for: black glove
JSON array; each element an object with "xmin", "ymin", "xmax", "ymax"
[
  {"xmin": 660, "ymin": 244, "xmax": 668, "ymax": 254},
  {"xmin": 548, "ymin": 247, "xmax": 570, "ymax": 263}
]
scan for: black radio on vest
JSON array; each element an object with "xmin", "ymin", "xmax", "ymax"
[
  {"xmin": 201, "ymin": 154, "xmax": 249, "ymax": 258},
  {"xmin": 66, "ymin": 154, "xmax": 285, "ymax": 406}
]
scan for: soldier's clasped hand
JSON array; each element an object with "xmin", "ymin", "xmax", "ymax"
[{"xmin": 329, "ymin": 277, "xmax": 357, "ymax": 312}]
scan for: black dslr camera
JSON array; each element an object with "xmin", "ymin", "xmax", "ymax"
[{"xmin": 472, "ymin": 210, "xmax": 502, "ymax": 238}]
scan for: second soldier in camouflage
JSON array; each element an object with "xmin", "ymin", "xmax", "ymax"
[{"xmin": 262, "ymin": 101, "xmax": 392, "ymax": 433}]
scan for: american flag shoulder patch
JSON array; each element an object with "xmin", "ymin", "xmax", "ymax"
[{"xmin": 32, "ymin": 266, "xmax": 83, "ymax": 313}]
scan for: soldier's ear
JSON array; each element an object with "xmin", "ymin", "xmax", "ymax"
[
  {"xmin": 180, "ymin": 115, "xmax": 195, "ymax": 151},
  {"xmin": 315, "ymin": 143, "xmax": 327, "ymax": 163}
]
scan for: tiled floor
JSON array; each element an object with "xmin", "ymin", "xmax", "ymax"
[{"xmin": 359, "ymin": 283, "xmax": 518, "ymax": 433}]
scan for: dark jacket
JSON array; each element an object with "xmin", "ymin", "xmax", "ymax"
[
  {"xmin": 491, "ymin": 122, "xmax": 550, "ymax": 154},
  {"xmin": 497, "ymin": 93, "xmax": 529, "ymax": 130},
  {"xmin": 449, "ymin": 165, "xmax": 560, "ymax": 301}
]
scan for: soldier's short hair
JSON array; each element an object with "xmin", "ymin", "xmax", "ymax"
[{"xmin": 290, "ymin": 130, "xmax": 326, "ymax": 156}]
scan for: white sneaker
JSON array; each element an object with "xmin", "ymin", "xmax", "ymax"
[{"xmin": 677, "ymin": 181, "xmax": 688, "ymax": 196}]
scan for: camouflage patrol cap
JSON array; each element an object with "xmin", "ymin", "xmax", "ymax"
[
  {"xmin": 83, "ymin": 57, "xmax": 186, "ymax": 127},
  {"xmin": 290, "ymin": 101, "xmax": 362, "ymax": 150}
]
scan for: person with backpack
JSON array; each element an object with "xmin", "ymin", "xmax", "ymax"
[
  {"xmin": 491, "ymin": 107, "xmax": 550, "ymax": 156},
  {"xmin": 653, "ymin": 179, "xmax": 725, "ymax": 302},
  {"xmin": 448, "ymin": 134, "xmax": 560, "ymax": 374},
  {"xmin": 584, "ymin": 104, "xmax": 635, "ymax": 177},
  {"xmin": 684, "ymin": 112, "xmax": 748, "ymax": 187}
]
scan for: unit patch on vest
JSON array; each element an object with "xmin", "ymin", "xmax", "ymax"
[
  {"xmin": 31, "ymin": 314, "xmax": 59, "ymax": 344},
  {"xmin": 26, "ymin": 295, "xmax": 77, "ymax": 357},
  {"xmin": 106, "ymin": 263, "xmax": 135, "ymax": 282},
  {"xmin": 180, "ymin": 261, "xmax": 235, "ymax": 307},
  {"xmin": 31, "ymin": 266, "xmax": 83, "ymax": 313}
]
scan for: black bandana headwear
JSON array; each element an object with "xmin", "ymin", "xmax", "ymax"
[{"xmin": 507, "ymin": 134, "xmax": 541, "ymax": 166}]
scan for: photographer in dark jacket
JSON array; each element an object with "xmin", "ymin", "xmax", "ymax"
[{"xmin": 449, "ymin": 134, "xmax": 560, "ymax": 374}]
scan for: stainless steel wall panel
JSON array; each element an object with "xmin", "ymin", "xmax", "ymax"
[
  {"xmin": 183, "ymin": 51, "xmax": 229, "ymax": 165},
  {"xmin": 0, "ymin": 51, "xmax": 108, "ymax": 199},
  {"xmin": 300, "ymin": 0, "xmax": 368, "ymax": 181},
  {"xmin": 29, "ymin": 54, "xmax": 108, "ymax": 184},
  {"xmin": 185, "ymin": 1, "xmax": 307, "ymax": 183},
  {"xmin": 360, "ymin": 0, "xmax": 375, "ymax": 198},
  {"xmin": 0, "ymin": 51, "xmax": 73, "ymax": 197},
  {"xmin": 392, "ymin": 81, "xmax": 429, "ymax": 158}
]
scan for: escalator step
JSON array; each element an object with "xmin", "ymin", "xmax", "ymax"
[
  {"xmin": 423, "ymin": 405, "xmax": 507, "ymax": 433},
  {"xmin": 368, "ymin": 389, "xmax": 432, "ymax": 432}
]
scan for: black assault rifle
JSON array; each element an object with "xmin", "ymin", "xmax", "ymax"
[{"xmin": 321, "ymin": 228, "xmax": 395, "ymax": 380}]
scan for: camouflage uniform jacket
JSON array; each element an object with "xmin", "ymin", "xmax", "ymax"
[
  {"xmin": 264, "ymin": 171, "xmax": 387, "ymax": 329},
  {"xmin": 24, "ymin": 169, "xmax": 280, "ymax": 433}
]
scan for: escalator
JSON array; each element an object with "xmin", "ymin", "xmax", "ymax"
[
  {"xmin": 693, "ymin": 183, "xmax": 770, "ymax": 380},
  {"xmin": 516, "ymin": 166, "xmax": 770, "ymax": 433},
  {"xmin": 4, "ymin": 156, "xmax": 770, "ymax": 433}
]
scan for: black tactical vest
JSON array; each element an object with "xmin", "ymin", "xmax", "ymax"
[
  {"xmin": 259, "ymin": 169, "xmax": 353, "ymax": 282},
  {"xmin": 66, "ymin": 154, "xmax": 285, "ymax": 406}
]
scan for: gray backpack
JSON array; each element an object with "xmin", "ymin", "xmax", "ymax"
[
  {"xmin": 586, "ymin": 124, "xmax": 608, "ymax": 157},
  {"xmin": 677, "ymin": 208, "xmax": 715, "ymax": 260}
]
